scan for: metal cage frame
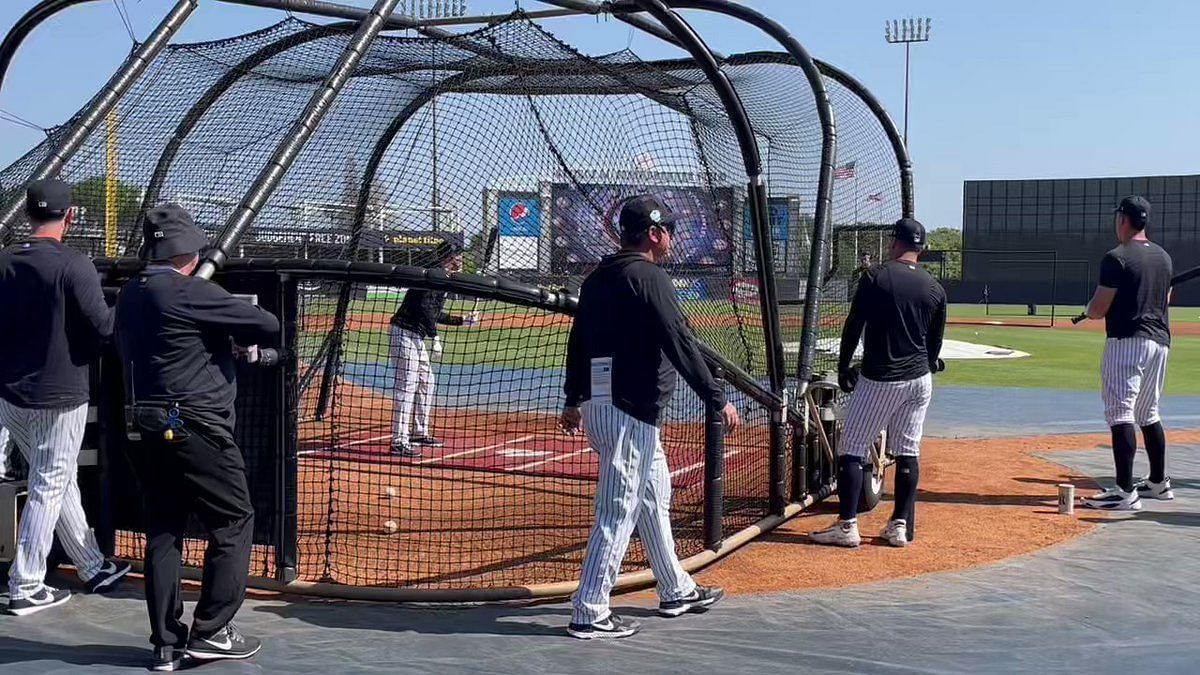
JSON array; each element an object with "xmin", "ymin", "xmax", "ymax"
[{"xmin": 0, "ymin": 0, "xmax": 911, "ymax": 600}]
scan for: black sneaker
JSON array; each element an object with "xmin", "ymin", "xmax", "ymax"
[
  {"xmin": 150, "ymin": 645, "xmax": 184, "ymax": 672},
  {"xmin": 84, "ymin": 558, "xmax": 132, "ymax": 593},
  {"xmin": 658, "ymin": 586, "xmax": 724, "ymax": 617},
  {"xmin": 7, "ymin": 585, "xmax": 70, "ymax": 616},
  {"xmin": 566, "ymin": 613, "xmax": 640, "ymax": 640},
  {"xmin": 410, "ymin": 436, "xmax": 444, "ymax": 448},
  {"xmin": 390, "ymin": 442, "xmax": 421, "ymax": 458},
  {"xmin": 185, "ymin": 623, "xmax": 262, "ymax": 662}
]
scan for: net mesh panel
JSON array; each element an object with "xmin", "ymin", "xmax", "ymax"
[
  {"xmin": 0, "ymin": 13, "xmax": 903, "ymax": 589},
  {"xmin": 287, "ymin": 278, "xmax": 770, "ymax": 587},
  {"xmin": 814, "ymin": 72, "xmax": 905, "ymax": 380}
]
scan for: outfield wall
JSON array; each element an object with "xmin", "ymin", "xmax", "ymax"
[{"xmin": 963, "ymin": 175, "xmax": 1200, "ymax": 306}]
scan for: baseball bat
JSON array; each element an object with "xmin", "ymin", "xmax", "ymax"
[
  {"xmin": 468, "ymin": 224, "xmax": 500, "ymax": 318},
  {"xmin": 1172, "ymin": 265, "xmax": 1200, "ymax": 287},
  {"xmin": 1065, "ymin": 265, "xmax": 1198, "ymax": 328}
]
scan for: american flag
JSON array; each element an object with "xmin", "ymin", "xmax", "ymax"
[
  {"xmin": 867, "ymin": 192, "xmax": 885, "ymax": 203},
  {"xmin": 834, "ymin": 162, "xmax": 856, "ymax": 180}
]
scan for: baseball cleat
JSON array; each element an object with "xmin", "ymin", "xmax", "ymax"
[
  {"xmin": 658, "ymin": 585, "xmax": 724, "ymax": 617},
  {"xmin": 150, "ymin": 645, "xmax": 185, "ymax": 672},
  {"xmin": 84, "ymin": 558, "xmax": 132, "ymax": 593},
  {"xmin": 410, "ymin": 436, "xmax": 444, "ymax": 448},
  {"xmin": 1083, "ymin": 486, "xmax": 1143, "ymax": 511},
  {"xmin": 881, "ymin": 519, "xmax": 909, "ymax": 547},
  {"xmin": 1134, "ymin": 476, "xmax": 1174, "ymax": 500},
  {"xmin": 567, "ymin": 613, "xmax": 640, "ymax": 640},
  {"xmin": 7, "ymin": 585, "xmax": 70, "ymax": 616},
  {"xmin": 809, "ymin": 520, "xmax": 861, "ymax": 547},
  {"xmin": 389, "ymin": 442, "xmax": 421, "ymax": 458},
  {"xmin": 185, "ymin": 623, "xmax": 262, "ymax": 661}
]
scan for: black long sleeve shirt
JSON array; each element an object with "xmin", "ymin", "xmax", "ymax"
[
  {"xmin": 0, "ymin": 238, "xmax": 113, "ymax": 408},
  {"xmin": 839, "ymin": 259, "xmax": 946, "ymax": 382},
  {"xmin": 115, "ymin": 267, "xmax": 280, "ymax": 441},
  {"xmin": 390, "ymin": 288, "xmax": 462, "ymax": 338},
  {"xmin": 564, "ymin": 251, "xmax": 726, "ymax": 427}
]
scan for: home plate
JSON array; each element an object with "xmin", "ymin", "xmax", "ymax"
[
  {"xmin": 793, "ymin": 338, "xmax": 1029, "ymax": 360},
  {"xmin": 498, "ymin": 448, "xmax": 552, "ymax": 458}
]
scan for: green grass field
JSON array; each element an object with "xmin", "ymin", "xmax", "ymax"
[
  {"xmin": 303, "ymin": 293, "xmax": 1200, "ymax": 395},
  {"xmin": 948, "ymin": 303, "xmax": 1200, "ymax": 324},
  {"xmin": 940, "ymin": 324, "xmax": 1200, "ymax": 395}
]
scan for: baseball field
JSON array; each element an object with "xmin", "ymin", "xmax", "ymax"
[{"xmin": 307, "ymin": 298, "xmax": 1200, "ymax": 396}]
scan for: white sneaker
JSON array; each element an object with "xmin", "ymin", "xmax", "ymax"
[
  {"xmin": 881, "ymin": 519, "xmax": 909, "ymax": 547},
  {"xmin": 809, "ymin": 519, "xmax": 861, "ymax": 547},
  {"xmin": 1134, "ymin": 476, "xmax": 1175, "ymax": 501},
  {"xmin": 1083, "ymin": 486, "xmax": 1143, "ymax": 511}
]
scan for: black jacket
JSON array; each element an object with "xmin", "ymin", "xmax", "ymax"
[
  {"xmin": 839, "ymin": 259, "xmax": 946, "ymax": 382},
  {"xmin": 115, "ymin": 267, "xmax": 280, "ymax": 440},
  {"xmin": 0, "ymin": 238, "xmax": 112, "ymax": 408},
  {"xmin": 390, "ymin": 288, "xmax": 462, "ymax": 338},
  {"xmin": 564, "ymin": 252, "xmax": 725, "ymax": 426}
]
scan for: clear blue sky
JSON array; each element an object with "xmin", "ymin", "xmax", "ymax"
[{"xmin": 0, "ymin": 0, "xmax": 1196, "ymax": 230}]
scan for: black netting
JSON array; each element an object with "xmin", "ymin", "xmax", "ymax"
[{"xmin": 2, "ymin": 11, "xmax": 905, "ymax": 591}]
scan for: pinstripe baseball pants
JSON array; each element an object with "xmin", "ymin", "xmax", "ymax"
[
  {"xmin": 389, "ymin": 326, "xmax": 433, "ymax": 446},
  {"xmin": 571, "ymin": 401, "xmax": 696, "ymax": 624},
  {"xmin": 0, "ymin": 399, "xmax": 104, "ymax": 600},
  {"xmin": 0, "ymin": 425, "xmax": 11, "ymax": 477},
  {"xmin": 1102, "ymin": 337, "xmax": 1169, "ymax": 427},
  {"xmin": 840, "ymin": 374, "xmax": 934, "ymax": 459}
]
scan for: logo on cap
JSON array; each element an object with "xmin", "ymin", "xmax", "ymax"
[
  {"xmin": 153, "ymin": 230, "xmax": 165, "ymax": 239},
  {"xmin": 37, "ymin": 201, "xmax": 47, "ymax": 208},
  {"xmin": 650, "ymin": 209, "xmax": 662, "ymax": 223}
]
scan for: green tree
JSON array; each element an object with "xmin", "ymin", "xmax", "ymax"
[
  {"xmin": 71, "ymin": 175, "xmax": 144, "ymax": 255},
  {"xmin": 923, "ymin": 227, "xmax": 962, "ymax": 280}
]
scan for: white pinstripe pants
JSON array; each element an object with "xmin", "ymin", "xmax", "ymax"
[
  {"xmin": 1102, "ymin": 337, "xmax": 1169, "ymax": 427},
  {"xmin": 389, "ymin": 326, "xmax": 433, "ymax": 446},
  {"xmin": 840, "ymin": 374, "xmax": 933, "ymax": 459},
  {"xmin": 571, "ymin": 401, "xmax": 696, "ymax": 624},
  {"xmin": 0, "ymin": 399, "xmax": 104, "ymax": 599},
  {"xmin": 0, "ymin": 425, "xmax": 11, "ymax": 477}
]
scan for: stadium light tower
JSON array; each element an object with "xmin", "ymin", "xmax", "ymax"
[
  {"xmin": 401, "ymin": 0, "xmax": 470, "ymax": 230},
  {"xmin": 884, "ymin": 17, "xmax": 931, "ymax": 149}
]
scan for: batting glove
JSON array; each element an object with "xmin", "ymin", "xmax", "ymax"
[{"xmin": 837, "ymin": 366, "xmax": 859, "ymax": 394}]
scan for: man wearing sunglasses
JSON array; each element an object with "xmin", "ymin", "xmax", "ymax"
[{"xmin": 560, "ymin": 194, "xmax": 739, "ymax": 639}]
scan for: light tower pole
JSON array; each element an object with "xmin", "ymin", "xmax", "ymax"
[
  {"xmin": 402, "ymin": 0, "xmax": 469, "ymax": 230},
  {"xmin": 884, "ymin": 17, "xmax": 931, "ymax": 150}
]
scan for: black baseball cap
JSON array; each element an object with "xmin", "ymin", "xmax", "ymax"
[
  {"xmin": 890, "ymin": 217, "xmax": 926, "ymax": 250},
  {"xmin": 619, "ymin": 194, "xmax": 677, "ymax": 239},
  {"xmin": 25, "ymin": 178, "xmax": 72, "ymax": 222},
  {"xmin": 142, "ymin": 203, "xmax": 209, "ymax": 261},
  {"xmin": 1113, "ymin": 195, "xmax": 1151, "ymax": 229},
  {"xmin": 434, "ymin": 240, "xmax": 463, "ymax": 263}
]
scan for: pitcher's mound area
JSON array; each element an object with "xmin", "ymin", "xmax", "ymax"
[{"xmin": 685, "ymin": 430, "xmax": 1200, "ymax": 595}]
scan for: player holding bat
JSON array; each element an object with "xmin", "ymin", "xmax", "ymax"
[{"xmin": 1076, "ymin": 196, "xmax": 1174, "ymax": 511}]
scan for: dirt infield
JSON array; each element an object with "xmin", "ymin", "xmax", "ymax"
[
  {"xmin": 113, "ymin": 425, "xmax": 1200, "ymax": 595},
  {"xmin": 686, "ymin": 430, "xmax": 1200, "ymax": 595}
]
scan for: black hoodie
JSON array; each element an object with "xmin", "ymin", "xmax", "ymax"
[{"xmin": 564, "ymin": 251, "xmax": 725, "ymax": 426}]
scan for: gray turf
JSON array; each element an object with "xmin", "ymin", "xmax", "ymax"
[
  {"xmin": 4, "ymin": 444, "xmax": 1200, "ymax": 672},
  {"xmin": 926, "ymin": 386, "xmax": 1200, "ymax": 437},
  {"xmin": 3, "ymin": 401, "xmax": 1200, "ymax": 672}
]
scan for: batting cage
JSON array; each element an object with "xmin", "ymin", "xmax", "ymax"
[{"xmin": 0, "ymin": 0, "xmax": 910, "ymax": 598}]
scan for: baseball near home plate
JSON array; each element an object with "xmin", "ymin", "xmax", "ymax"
[{"xmin": 0, "ymin": 1, "xmax": 1197, "ymax": 672}]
